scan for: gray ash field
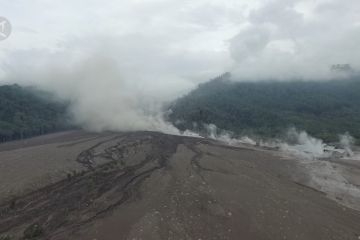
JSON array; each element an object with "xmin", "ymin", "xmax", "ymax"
[{"xmin": 0, "ymin": 131, "xmax": 360, "ymax": 240}]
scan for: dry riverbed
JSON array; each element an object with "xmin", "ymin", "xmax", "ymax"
[{"xmin": 0, "ymin": 131, "xmax": 359, "ymax": 240}]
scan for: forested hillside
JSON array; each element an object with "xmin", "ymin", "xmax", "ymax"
[
  {"xmin": 168, "ymin": 74, "xmax": 360, "ymax": 143},
  {"xmin": 0, "ymin": 84, "xmax": 71, "ymax": 142}
]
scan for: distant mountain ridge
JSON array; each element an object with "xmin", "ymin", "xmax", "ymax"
[
  {"xmin": 168, "ymin": 74, "xmax": 360, "ymax": 143},
  {"xmin": 0, "ymin": 84, "xmax": 71, "ymax": 142}
]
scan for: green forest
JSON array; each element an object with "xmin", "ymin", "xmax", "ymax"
[
  {"xmin": 0, "ymin": 84, "xmax": 71, "ymax": 142},
  {"xmin": 2, "ymin": 76, "xmax": 360, "ymax": 144},
  {"xmin": 168, "ymin": 74, "xmax": 360, "ymax": 143}
]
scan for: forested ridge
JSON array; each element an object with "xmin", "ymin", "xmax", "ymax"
[
  {"xmin": 0, "ymin": 84, "xmax": 71, "ymax": 142},
  {"xmin": 2, "ymin": 76, "xmax": 360, "ymax": 144},
  {"xmin": 168, "ymin": 74, "xmax": 360, "ymax": 143}
]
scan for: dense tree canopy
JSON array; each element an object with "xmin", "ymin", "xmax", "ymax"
[
  {"xmin": 168, "ymin": 74, "xmax": 360, "ymax": 143},
  {"xmin": 0, "ymin": 84, "xmax": 71, "ymax": 142}
]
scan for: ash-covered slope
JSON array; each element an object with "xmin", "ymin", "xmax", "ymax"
[
  {"xmin": 0, "ymin": 131, "xmax": 360, "ymax": 240},
  {"xmin": 168, "ymin": 74, "xmax": 360, "ymax": 143}
]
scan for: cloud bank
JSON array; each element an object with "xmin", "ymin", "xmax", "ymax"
[{"xmin": 229, "ymin": 0, "xmax": 360, "ymax": 80}]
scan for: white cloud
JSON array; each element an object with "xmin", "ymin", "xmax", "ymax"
[{"xmin": 229, "ymin": 0, "xmax": 360, "ymax": 80}]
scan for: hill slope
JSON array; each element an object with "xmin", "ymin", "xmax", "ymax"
[
  {"xmin": 0, "ymin": 84, "xmax": 71, "ymax": 142},
  {"xmin": 168, "ymin": 74, "xmax": 360, "ymax": 142}
]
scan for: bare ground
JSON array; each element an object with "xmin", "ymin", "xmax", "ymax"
[{"xmin": 0, "ymin": 131, "xmax": 360, "ymax": 240}]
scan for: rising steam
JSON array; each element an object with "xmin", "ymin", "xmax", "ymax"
[
  {"xmin": 203, "ymin": 124, "xmax": 357, "ymax": 160},
  {"xmin": 4, "ymin": 51, "xmax": 185, "ymax": 134}
]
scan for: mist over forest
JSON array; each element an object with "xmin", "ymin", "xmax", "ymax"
[
  {"xmin": 1, "ymin": 0, "xmax": 360, "ymax": 141},
  {"xmin": 168, "ymin": 73, "xmax": 360, "ymax": 143},
  {"xmin": 2, "ymin": 72, "xmax": 360, "ymax": 144},
  {"xmin": 1, "ymin": 0, "xmax": 360, "ymax": 143}
]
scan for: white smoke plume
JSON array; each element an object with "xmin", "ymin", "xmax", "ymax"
[
  {"xmin": 3, "ymin": 50, "xmax": 184, "ymax": 134},
  {"xmin": 278, "ymin": 128, "xmax": 329, "ymax": 159},
  {"xmin": 203, "ymin": 124, "xmax": 356, "ymax": 160},
  {"xmin": 204, "ymin": 124, "xmax": 257, "ymax": 146},
  {"xmin": 339, "ymin": 132, "xmax": 355, "ymax": 157}
]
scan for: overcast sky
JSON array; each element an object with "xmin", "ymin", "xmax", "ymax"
[
  {"xmin": 1, "ymin": 0, "xmax": 360, "ymax": 84},
  {"xmin": 0, "ymin": 0, "xmax": 359, "ymax": 131}
]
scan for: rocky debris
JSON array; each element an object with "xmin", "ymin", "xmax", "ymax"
[{"xmin": 23, "ymin": 223, "xmax": 43, "ymax": 239}]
